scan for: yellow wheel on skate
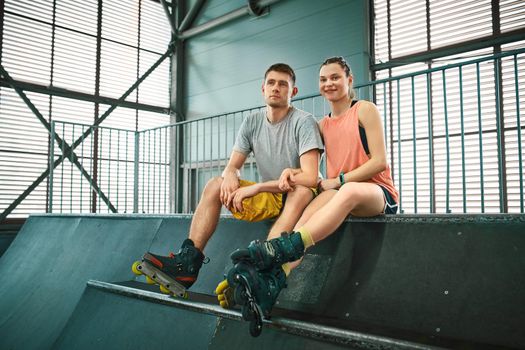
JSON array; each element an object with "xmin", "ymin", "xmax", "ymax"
[
  {"xmin": 173, "ymin": 291, "xmax": 189, "ymax": 299},
  {"xmin": 159, "ymin": 285, "xmax": 171, "ymax": 294},
  {"xmin": 131, "ymin": 261, "xmax": 142, "ymax": 275},
  {"xmin": 145, "ymin": 276, "xmax": 155, "ymax": 285}
]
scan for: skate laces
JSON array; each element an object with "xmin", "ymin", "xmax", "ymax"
[{"xmin": 168, "ymin": 251, "xmax": 210, "ymax": 264}]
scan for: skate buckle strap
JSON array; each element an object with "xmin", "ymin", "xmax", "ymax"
[{"xmin": 263, "ymin": 241, "xmax": 276, "ymax": 258}]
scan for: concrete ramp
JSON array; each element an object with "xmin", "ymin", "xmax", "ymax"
[
  {"xmin": 0, "ymin": 214, "xmax": 524, "ymax": 349},
  {"xmin": 53, "ymin": 281, "xmax": 371, "ymax": 350},
  {"xmin": 52, "ymin": 282, "xmax": 219, "ymax": 350},
  {"xmin": 0, "ymin": 214, "xmax": 260, "ymax": 350}
]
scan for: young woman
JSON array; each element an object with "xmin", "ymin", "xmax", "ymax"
[
  {"xmin": 288, "ymin": 56, "xmax": 399, "ymax": 240},
  {"xmin": 217, "ymin": 56, "xmax": 398, "ymax": 334}
]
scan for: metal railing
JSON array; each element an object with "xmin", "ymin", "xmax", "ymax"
[
  {"xmin": 48, "ymin": 122, "xmax": 137, "ymax": 214},
  {"xmin": 48, "ymin": 48, "xmax": 524, "ymax": 214}
]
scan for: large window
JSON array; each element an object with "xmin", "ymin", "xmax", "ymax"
[
  {"xmin": 0, "ymin": 0, "xmax": 172, "ymax": 218},
  {"xmin": 373, "ymin": 0, "xmax": 525, "ymax": 213}
]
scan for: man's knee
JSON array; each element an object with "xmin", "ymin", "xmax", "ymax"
[{"xmin": 202, "ymin": 176, "xmax": 223, "ymax": 199}]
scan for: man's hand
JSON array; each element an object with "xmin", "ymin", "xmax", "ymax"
[
  {"xmin": 318, "ymin": 178, "xmax": 340, "ymax": 192},
  {"xmin": 229, "ymin": 184, "xmax": 260, "ymax": 213},
  {"xmin": 220, "ymin": 172, "xmax": 240, "ymax": 208},
  {"xmin": 279, "ymin": 168, "xmax": 297, "ymax": 192}
]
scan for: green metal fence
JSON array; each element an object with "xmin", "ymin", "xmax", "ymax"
[
  {"xmin": 48, "ymin": 121, "xmax": 137, "ymax": 214},
  {"xmin": 48, "ymin": 48, "xmax": 524, "ymax": 214}
]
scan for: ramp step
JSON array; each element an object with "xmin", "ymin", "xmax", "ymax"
[{"xmin": 87, "ymin": 280, "xmax": 444, "ymax": 350}]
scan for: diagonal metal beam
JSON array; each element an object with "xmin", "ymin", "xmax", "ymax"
[
  {"xmin": 160, "ymin": 0, "xmax": 177, "ymax": 35},
  {"xmin": 0, "ymin": 64, "xmax": 117, "ymax": 215},
  {"xmin": 0, "ymin": 44, "xmax": 175, "ymax": 221},
  {"xmin": 71, "ymin": 44, "xmax": 174, "ymax": 150},
  {"xmin": 179, "ymin": 0, "xmax": 206, "ymax": 33}
]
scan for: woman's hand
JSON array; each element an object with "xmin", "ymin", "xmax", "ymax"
[{"xmin": 318, "ymin": 178, "xmax": 340, "ymax": 192}]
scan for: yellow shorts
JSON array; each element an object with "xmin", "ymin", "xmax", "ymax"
[{"xmin": 230, "ymin": 180, "xmax": 283, "ymax": 222}]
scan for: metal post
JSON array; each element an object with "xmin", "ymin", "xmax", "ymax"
[
  {"xmin": 459, "ymin": 66, "xmax": 466, "ymax": 213},
  {"xmin": 134, "ymin": 131, "xmax": 140, "ymax": 213},
  {"xmin": 494, "ymin": 58, "xmax": 507, "ymax": 212},
  {"xmin": 426, "ymin": 73, "xmax": 435, "ymax": 213},
  {"xmin": 411, "ymin": 76, "xmax": 417, "ymax": 213},
  {"xmin": 514, "ymin": 54, "xmax": 524, "ymax": 213},
  {"xmin": 476, "ymin": 63, "xmax": 485, "ymax": 213},
  {"xmin": 396, "ymin": 79, "xmax": 402, "ymax": 213},
  {"xmin": 172, "ymin": 0, "xmax": 185, "ymax": 213},
  {"xmin": 48, "ymin": 121, "xmax": 56, "ymax": 213},
  {"xmin": 442, "ymin": 70, "xmax": 450, "ymax": 213}
]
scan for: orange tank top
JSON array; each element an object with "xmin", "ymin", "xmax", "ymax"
[{"xmin": 319, "ymin": 101, "xmax": 399, "ymax": 203}]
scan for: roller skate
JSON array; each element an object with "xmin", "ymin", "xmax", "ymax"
[
  {"xmin": 216, "ymin": 261, "xmax": 287, "ymax": 337},
  {"xmin": 216, "ymin": 232, "xmax": 305, "ymax": 336},
  {"xmin": 131, "ymin": 239, "xmax": 207, "ymax": 298},
  {"xmin": 230, "ymin": 231, "xmax": 305, "ymax": 270}
]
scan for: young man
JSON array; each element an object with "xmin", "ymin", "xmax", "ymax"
[{"xmin": 133, "ymin": 63, "xmax": 324, "ymax": 301}]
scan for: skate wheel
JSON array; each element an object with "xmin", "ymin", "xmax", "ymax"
[
  {"xmin": 159, "ymin": 285, "xmax": 171, "ymax": 294},
  {"xmin": 247, "ymin": 301, "xmax": 263, "ymax": 337},
  {"xmin": 249, "ymin": 317, "xmax": 263, "ymax": 337},
  {"xmin": 131, "ymin": 261, "xmax": 142, "ymax": 275},
  {"xmin": 176, "ymin": 291, "xmax": 189, "ymax": 299},
  {"xmin": 145, "ymin": 276, "xmax": 155, "ymax": 285}
]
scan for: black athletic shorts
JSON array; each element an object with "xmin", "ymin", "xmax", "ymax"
[{"xmin": 380, "ymin": 186, "xmax": 398, "ymax": 214}]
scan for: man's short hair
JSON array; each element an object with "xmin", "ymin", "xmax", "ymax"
[{"xmin": 264, "ymin": 63, "xmax": 296, "ymax": 85}]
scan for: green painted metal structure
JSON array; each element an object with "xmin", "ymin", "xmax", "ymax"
[{"xmin": 0, "ymin": 214, "xmax": 524, "ymax": 349}]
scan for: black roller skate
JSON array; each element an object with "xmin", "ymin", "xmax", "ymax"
[
  {"xmin": 230, "ymin": 231, "xmax": 305, "ymax": 270},
  {"xmin": 132, "ymin": 239, "xmax": 207, "ymax": 298},
  {"xmin": 216, "ymin": 232, "xmax": 304, "ymax": 336},
  {"xmin": 224, "ymin": 261, "xmax": 287, "ymax": 337}
]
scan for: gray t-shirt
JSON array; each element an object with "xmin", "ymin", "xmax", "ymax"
[{"xmin": 233, "ymin": 106, "xmax": 324, "ymax": 182}]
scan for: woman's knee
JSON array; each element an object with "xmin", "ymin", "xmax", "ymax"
[
  {"xmin": 286, "ymin": 185, "xmax": 314, "ymax": 206},
  {"xmin": 337, "ymin": 182, "xmax": 365, "ymax": 208},
  {"xmin": 337, "ymin": 182, "xmax": 384, "ymax": 215}
]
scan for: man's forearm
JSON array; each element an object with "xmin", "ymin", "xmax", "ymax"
[
  {"xmin": 221, "ymin": 166, "xmax": 241, "ymax": 178},
  {"xmin": 254, "ymin": 180, "xmax": 282, "ymax": 193},
  {"xmin": 286, "ymin": 169, "xmax": 318, "ymax": 188}
]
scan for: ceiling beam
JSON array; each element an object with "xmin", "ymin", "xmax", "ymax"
[
  {"xmin": 179, "ymin": 0, "xmax": 282, "ymax": 40},
  {"xmin": 179, "ymin": 0, "xmax": 206, "ymax": 33}
]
